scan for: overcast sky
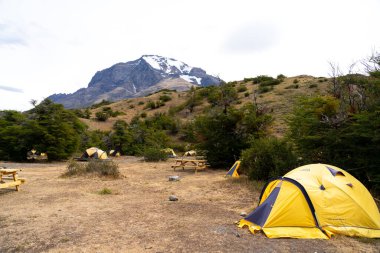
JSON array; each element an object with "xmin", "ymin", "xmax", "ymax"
[{"xmin": 1, "ymin": 0, "xmax": 379, "ymax": 111}]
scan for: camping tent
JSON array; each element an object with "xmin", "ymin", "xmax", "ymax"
[
  {"xmin": 81, "ymin": 147, "xmax": 108, "ymax": 160},
  {"xmin": 239, "ymin": 164, "xmax": 380, "ymax": 239},
  {"xmin": 109, "ymin": 150, "xmax": 120, "ymax": 157},
  {"xmin": 184, "ymin": 150, "xmax": 197, "ymax": 156},
  {"xmin": 162, "ymin": 148, "xmax": 177, "ymax": 158},
  {"xmin": 226, "ymin": 160, "xmax": 241, "ymax": 178}
]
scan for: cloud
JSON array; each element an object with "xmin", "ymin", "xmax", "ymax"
[
  {"xmin": 0, "ymin": 85, "xmax": 23, "ymax": 93},
  {"xmin": 224, "ymin": 22, "xmax": 280, "ymax": 53},
  {"xmin": 0, "ymin": 23, "xmax": 27, "ymax": 46}
]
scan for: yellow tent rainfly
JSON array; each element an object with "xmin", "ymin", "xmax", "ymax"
[
  {"xmin": 226, "ymin": 160, "xmax": 241, "ymax": 178},
  {"xmin": 239, "ymin": 164, "xmax": 380, "ymax": 239},
  {"xmin": 80, "ymin": 147, "xmax": 108, "ymax": 160}
]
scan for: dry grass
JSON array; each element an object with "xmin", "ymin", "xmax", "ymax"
[{"xmin": 1, "ymin": 157, "xmax": 378, "ymax": 252}]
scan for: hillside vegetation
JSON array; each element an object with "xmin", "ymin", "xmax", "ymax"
[
  {"xmin": 1, "ymin": 52, "xmax": 379, "ymax": 195},
  {"xmin": 80, "ymin": 75, "xmax": 329, "ymax": 136}
]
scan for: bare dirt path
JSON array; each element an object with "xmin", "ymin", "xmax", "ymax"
[{"xmin": 1, "ymin": 157, "xmax": 379, "ymax": 252}]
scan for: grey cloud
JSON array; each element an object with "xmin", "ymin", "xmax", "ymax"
[
  {"xmin": 0, "ymin": 23, "xmax": 27, "ymax": 46},
  {"xmin": 224, "ymin": 22, "xmax": 280, "ymax": 53},
  {"xmin": 0, "ymin": 85, "xmax": 23, "ymax": 93}
]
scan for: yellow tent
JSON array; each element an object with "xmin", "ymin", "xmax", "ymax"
[
  {"xmin": 109, "ymin": 150, "xmax": 120, "ymax": 157},
  {"xmin": 162, "ymin": 148, "xmax": 177, "ymax": 158},
  {"xmin": 184, "ymin": 150, "xmax": 196, "ymax": 156},
  {"xmin": 239, "ymin": 164, "xmax": 380, "ymax": 239},
  {"xmin": 226, "ymin": 160, "xmax": 241, "ymax": 178},
  {"xmin": 81, "ymin": 147, "xmax": 108, "ymax": 160}
]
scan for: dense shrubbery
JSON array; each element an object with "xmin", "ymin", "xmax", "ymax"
[
  {"xmin": 143, "ymin": 147, "xmax": 168, "ymax": 161},
  {"xmin": 194, "ymin": 103, "xmax": 272, "ymax": 168},
  {"xmin": 241, "ymin": 138, "xmax": 298, "ymax": 181},
  {"xmin": 0, "ymin": 99, "xmax": 85, "ymax": 161}
]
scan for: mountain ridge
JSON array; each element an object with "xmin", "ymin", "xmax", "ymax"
[{"xmin": 48, "ymin": 55, "xmax": 221, "ymax": 108}]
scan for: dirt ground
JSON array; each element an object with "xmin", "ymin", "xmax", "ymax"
[{"xmin": 1, "ymin": 157, "xmax": 379, "ymax": 253}]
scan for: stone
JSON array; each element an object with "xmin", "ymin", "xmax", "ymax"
[
  {"xmin": 240, "ymin": 212, "xmax": 247, "ymax": 217},
  {"xmin": 168, "ymin": 176, "xmax": 180, "ymax": 181},
  {"xmin": 169, "ymin": 195, "xmax": 178, "ymax": 201}
]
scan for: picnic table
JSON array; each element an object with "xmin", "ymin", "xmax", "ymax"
[
  {"xmin": 171, "ymin": 159, "xmax": 208, "ymax": 173},
  {"xmin": 0, "ymin": 168, "xmax": 25, "ymax": 191}
]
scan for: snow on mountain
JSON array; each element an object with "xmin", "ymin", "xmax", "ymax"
[
  {"xmin": 48, "ymin": 55, "xmax": 221, "ymax": 108},
  {"xmin": 142, "ymin": 55, "xmax": 203, "ymax": 84}
]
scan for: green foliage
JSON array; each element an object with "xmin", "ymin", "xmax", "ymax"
[
  {"xmin": 309, "ymin": 83, "xmax": 318, "ymax": 88},
  {"xmin": 95, "ymin": 111, "xmax": 110, "ymax": 121},
  {"xmin": 293, "ymin": 79, "xmax": 299, "ymax": 84},
  {"xmin": 193, "ymin": 103, "xmax": 272, "ymax": 168},
  {"xmin": 287, "ymin": 78, "xmax": 380, "ymax": 193},
  {"xmin": 138, "ymin": 101, "xmax": 145, "ymax": 105},
  {"xmin": 143, "ymin": 147, "xmax": 168, "ymax": 161},
  {"xmin": 0, "ymin": 100, "xmax": 85, "ymax": 161},
  {"xmin": 159, "ymin": 95, "xmax": 172, "ymax": 102},
  {"xmin": 62, "ymin": 159, "xmax": 120, "ymax": 178},
  {"xmin": 98, "ymin": 188, "xmax": 113, "ymax": 195},
  {"xmin": 285, "ymin": 84, "xmax": 299, "ymax": 89},
  {"xmin": 258, "ymin": 85, "xmax": 273, "ymax": 93},
  {"xmin": 277, "ymin": 74, "xmax": 286, "ymax": 80},
  {"xmin": 237, "ymin": 85, "xmax": 248, "ymax": 93},
  {"xmin": 244, "ymin": 92, "xmax": 250, "ymax": 97},
  {"xmin": 241, "ymin": 138, "xmax": 298, "ymax": 180}
]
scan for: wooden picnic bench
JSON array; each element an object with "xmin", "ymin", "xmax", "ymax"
[
  {"xmin": 0, "ymin": 168, "xmax": 26, "ymax": 191},
  {"xmin": 171, "ymin": 159, "xmax": 208, "ymax": 173}
]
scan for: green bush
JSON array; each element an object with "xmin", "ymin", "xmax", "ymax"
[
  {"xmin": 244, "ymin": 92, "xmax": 250, "ymax": 97},
  {"xmin": 95, "ymin": 111, "xmax": 110, "ymax": 121},
  {"xmin": 143, "ymin": 147, "xmax": 168, "ymax": 162},
  {"xmin": 285, "ymin": 84, "xmax": 299, "ymax": 89},
  {"xmin": 293, "ymin": 79, "xmax": 299, "ymax": 84},
  {"xmin": 258, "ymin": 86, "xmax": 273, "ymax": 93},
  {"xmin": 138, "ymin": 101, "xmax": 145, "ymax": 105},
  {"xmin": 140, "ymin": 112, "xmax": 147, "ymax": 118},
  {"xmin": 241, "ymin": 138, "xmax": 298, "ymax": 181},
  {"xmin": 98, "ymin": 188, "xmax": 112, "ymax": 195},
  {"xmin": 159, "ymin": 95, "xmax": 172, "ymax": 102},
  {"xmin": 309, "ymin": 84, "xmax": 318, "ymax": 88},
  {"xmin": 237, "ymin": 85, "xmax": 248, "ymax": 92},
  {"xmin": 277, "ymin": 74, "xmax": 286, "ymax": 79}
]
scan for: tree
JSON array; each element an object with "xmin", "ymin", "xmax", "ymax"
[{"xmin": 194, "ymin": 103, "xmax": 271, "ymax": 168}]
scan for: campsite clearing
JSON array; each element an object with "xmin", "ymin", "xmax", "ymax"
[{"xmin": 0, "ymin": 157, "xmax": 379, "ymax": 252}]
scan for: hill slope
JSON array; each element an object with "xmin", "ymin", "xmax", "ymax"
[{"xmin": 81, "ymin": 75, "xmax": 330, "ymax": 136}]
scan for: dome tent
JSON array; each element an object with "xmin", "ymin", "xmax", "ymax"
[
  {"xmin": 239, "ymin": 164, "xmax": 380, "ymax": 239},
  {"xmin": 80, "ymin": 147, "xmax": 108, "ymax": 160}
]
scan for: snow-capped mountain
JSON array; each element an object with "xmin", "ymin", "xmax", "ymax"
[{"xmin": 48, "ymin": 55, "xmax": 221, "ymax": 108}]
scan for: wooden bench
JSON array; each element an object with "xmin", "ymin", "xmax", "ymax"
[
  {"xmin": 0, "ymin": 169, "xmax": 26, "ymax": 191},
  {"xmin": 171, "ymin": 159, "xmax": 208, "ymax": 173}
]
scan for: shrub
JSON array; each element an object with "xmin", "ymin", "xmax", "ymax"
[
  {"xmin": 138, "ymin": 101, "xmax": 145, "ymax": 105},
  {"xmin": 129, "ymin": 104, "xmax": 135, "ymax": 109},
  {"xmin": 237, "ymin": 85, "xmax": 248, "ymax": 92},
  {"xmin": 95, "ymin": 111, "xmax": 110, "ymax": 121},
  {"xmin": 98, "ymin": 188, "xmax": 112, "ymax": 195},
  {"xmin": 309, "ymin": 83, "xmax": 318, "ymax": 88},
  {"xmin": 159, "ymin": 95, "xmax": 172, "ymax": 102},
  {"xmin": 258, "ymin": 86, "xmax": 272, "ymax": 93},
  {"xmin": 244, "ymin": 92, "xmax": 250, "ymax": 97},
  {"xmin": 293, "ymin": 79, "xmax": 299, "ymax": 84},
  {"xmin": 143, "ymin": 147, "xmax": 168, "ymax": 162},
  {"xmin": 62, "ymin": 159, "xmax": 121, "ymax": 178},
  {"xmin": 241, "ymin": 138, "xmax": 298, "ymax": 181},
  {"xmin": 145, "ymin": 100, "xmax": 157, "ymax": 110},
  {"xmin": 285, "ymin": 84, "xmax": 299, "ymax": 89},
  {"xmin": 277, "ymin": 74, "xmax": 286, "ymax": 79},
  {"xmin": 140, "ymin": 112, "xmax": 147, "ymax": 118}
]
